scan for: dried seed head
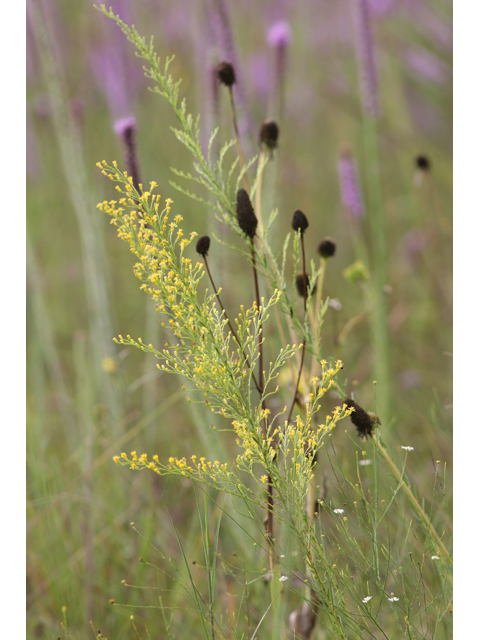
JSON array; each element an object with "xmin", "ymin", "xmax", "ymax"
[
  {"xmin": 415, "ymin": 154, "xmax": 430, "ymax": 171},
  {"xmin": 196, "ymin": 235, "xmax": 211, "ymax": 257},
  {"xmin": 292, "ymin": 210, "xmax": 309, "ymax": 234},
  {"xmin": 318, "ymin": 237, "xmax": 336, "ymax": 258},
  {"xmin": 236, "ymin": 189, "xmax": 258, "ymax": 238},
  {"xmin": 343, "ymin": 399, "xmax": 375, "ymax": 439},
  {"xmin": 295, "ymin": 274, "xmax": 316, "ymax": 298},
  {"xmin": 259, "ymin": 120, "xmax": 280, "ymax": 149},
  {"xmin": 216, "ymin": 61, "xmax": 236, "ymax": 86}
]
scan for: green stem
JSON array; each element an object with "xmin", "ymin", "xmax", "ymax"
[
  {"xmin": 228, "ymin": 86, "xmax": 249, "ymax": 193},
  {"xmin": 373, "ymin": 434, "xmax": 453, "ymax": 568},
  {"xmin": 363, "ymin": 115, "xmax": 391, "ymax": 424}
]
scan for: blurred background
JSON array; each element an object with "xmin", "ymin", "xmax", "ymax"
[{"xmin": 26, "ymin": 0, "xmax": 452, "ymax": 637}]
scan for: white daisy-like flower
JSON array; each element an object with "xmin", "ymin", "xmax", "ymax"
[
  {"xmin": 279, "ymin": 575, "xmax": 288, "ymax": 582},
  {"xmin": 359, "ymin": 459, "xmax": 372, "ymax": 466},
  {"xmin": 388, "ymin": 596, "xmax": 399, "ymax": 602},
  {"xmin": 431, "ymin": 555, "xmax": 440, "ymax": 560},
  {"xmin": 401, "ymin": 446, "xmax": 414, "ymax": 451},
  {"xmin": 280, "ymin": 554, "xmax": 285, "ymax": 558},
  {"xmin": 362, "ymin": 596, "xmax": 372, "ymax": 603},
  {"xmin": 333, "ymin": 508, "xmax": 344, "ymax": 514}
]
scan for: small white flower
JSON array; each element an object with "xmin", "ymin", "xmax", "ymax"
[
  {"xmin": 401, "ymin": 446, "xmax": 414, "ymax": 451},
  {"xmin": 328, "ymin": 298, "xmax": 342, "ymax": 311},
  {"xmin": 388, "ymin": 596, "xmax": 399, "ymax": 602},
  {"xmin": 280, "ymin": 554, "xmax": 285, "ymax": 558},
  {"xmin": 334, "ymin": 509, "xmax": 344, "ymax": 514},
  {"xmin": 431, "ymin": 555, "xmax": 440, "ymax": 560},
  {"xmin": 279, "ymin": 575, "xmax": 288, "ymax": 582},
  {"xmin": 359, "ymin": 459, "xmax": 372, "ymax": 466},
  {"xmin": 362, "ymin": 596, "xmax": 372, "ymax": 603}
]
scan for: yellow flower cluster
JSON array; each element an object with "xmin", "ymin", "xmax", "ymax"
[{"xmin": 113, "ymin": 451, "xmax": 232, "ymax": 485}]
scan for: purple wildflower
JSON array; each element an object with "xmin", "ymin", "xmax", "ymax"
[
  {"xmin": 367, "ymin": 0, "xmax": 396, "ymax": 17},
  {"xmin": 351, "ymin": 0, "xmax": 379, "ymax": 117},
  {"xmin": 114, "ymin": 117, "xmax": 141, "ymax": 193},
  {"xmin": 267, "ymin": 20, "xmax": 292, "ymax": 118},
  {"xmin": 247, "ymin": 52, "xmax": 270, "ymax": 99},
  {"xmin": 403, "ymin": 47, "xmax": 449, "ymax": 85},
  {"xmin": 267, "ymin": 20, "xmax": 291, "ymax": 48},
  {"xmin": 337, "ymin": 148, "xmax": 365, "ymax": 218},
  {"xmin": 90, "ymin": 47, "xmax": 131, "ymax": 122}
]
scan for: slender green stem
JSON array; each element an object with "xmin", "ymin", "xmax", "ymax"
[
  {"xmin": 255, "ymin": 149, "xmax": 266, "ymax": 231},
  {"xmin": 309, "ymin": 256, "xmax": 327, "ymax": 381},
  {"xmin": 227, "ymin": 87, "xmax": 249, "ymax": 193},
  {"xmin": 363, "ymin": 115, "xmax": 391, "ymax": 424},
  {"xmin": 373, "ymin": 434, "xmax": 453, "ymax": 568}
]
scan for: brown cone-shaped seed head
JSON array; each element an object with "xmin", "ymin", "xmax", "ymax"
[
  {"xmin": 217, "ymin": 62, "xmax": 236, "ymax": 86},
  {"xmin": 343, "ymin": 399, "xmax": 375, "ymax": 439},
  {"xmin": 295, "ymin": 273, "xmax": 316, "ymax": 298},
  {"xmin": 292, "ymin": 210, "xmax": 309, "ymax": 234},
  {"xmin": 236, "ymin": 189, "xmax": 258, "ymax": 238},
  {"xmin": 259, "ymin": 120, "xmax": 280, "ymax": 149},
  {"xmin": 318, "ymin": 237, "xmax": 336, "ymax": 258},
  {"xmin": 196, "ymin": 235, "xmax": 211, "ymax": 257},
  {"xmin": 415, "ymin": 154, "xmax": 430, "ymax": 171}
]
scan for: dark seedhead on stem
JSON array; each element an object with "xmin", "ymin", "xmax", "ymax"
[
  {"xmin": 295, "ymin": 273, "xmax": 316, "ymax": 298},
  {"xmin": 291, "ymin": 209, "xmax": 309, "ymax": 235},
  {"xmin": 216, "ymin": 61, "xmax": 236, "ymax": 86},
  {"xmin": 236, "ymin": 188, "xmax": 258, "ymax": 238},
  {"xmin": 195, "ymin": 235, "xmax": 211, "ymax": 257},
  {"xmin": 343, "ymin": 398, "xmax": 378, "ymax": 439},
  {"xmin": 415, "ymin": 154, "xmax": 431, "ymax": 171},
  {"xmin": 318, "ymin": 237, "xmax": 336, "ymax": 258},
  {"xmin": 259, "ymin": 119, "xmax": 280, "ymax": 150}
]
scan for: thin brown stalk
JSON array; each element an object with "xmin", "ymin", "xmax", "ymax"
[
  {"xmin": 203, "ymin": 255, "xmax": 262, "ymax": 394},
  {"xmin": 286, "ymin": 234, "xmax": 307, "ymax": 425}
]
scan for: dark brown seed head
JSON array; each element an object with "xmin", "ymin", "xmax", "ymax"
[
  {"xmin": 415, "ymin": 154, "xmax": 430, "ymax": 171},
  {"xmin": 292, "ymin": 210, "xmax": 309, "ymax": 235},
  {"xmin": 318, "ymin": 237, "xmax": 336, "ymax": 258},
  {"xmin": 295, "ymin": 273, "xmax": 316, "ymax": 298},
  {"xmin": 259, "ymin": 120, "xmax": 280, "ymax": 149},
  {"xmin": 343, "ymin": 398, "xmax": 375, "ymax": 439},
  {"xmin": 217, "ymin": 61, "xmax": 236, "ymax": 86},
  {"xmin": 196, "ymin": 235, "xmax": 211, "ymax": 257},
  {"xmin": 236, "ymin": 189, "xmax": 258, "ymax": 238}
]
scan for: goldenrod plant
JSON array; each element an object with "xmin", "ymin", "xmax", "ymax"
[{"xmin": 91, "ymin": 7, "xmax": 452, "ymax": 638}]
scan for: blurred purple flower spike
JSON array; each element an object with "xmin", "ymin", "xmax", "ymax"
[
  {"xmin": 267, "ymin": 20, "xmax": 292, "ymax": 118},
  {"xmin": 114, "ymin": 116, "xmax": 137, "ymax": 137},
  {"xmin": 352, "ymin": 0, "xmax": 379, "ymax": 117},
  {"xmin": 337, "ymin": 148, "xmax": 365, "ymax": 218},
  {"xmin": 367, "ymin": 0, "xmax": 396, "ymax": 17},
  {"xmin": 114, "ymin": 116, "xmax": 141, "ymax": 193},
  {"xmin": 90, "ymin": 46, "xmax": 131, "ymax": 122},
  {"xmin": 267, "ymin": 20, "xmax": 291, "ymax": 48},
  {"xmin": 403, "ymin": 48, "xmax": 449, "ymax": 85}
]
